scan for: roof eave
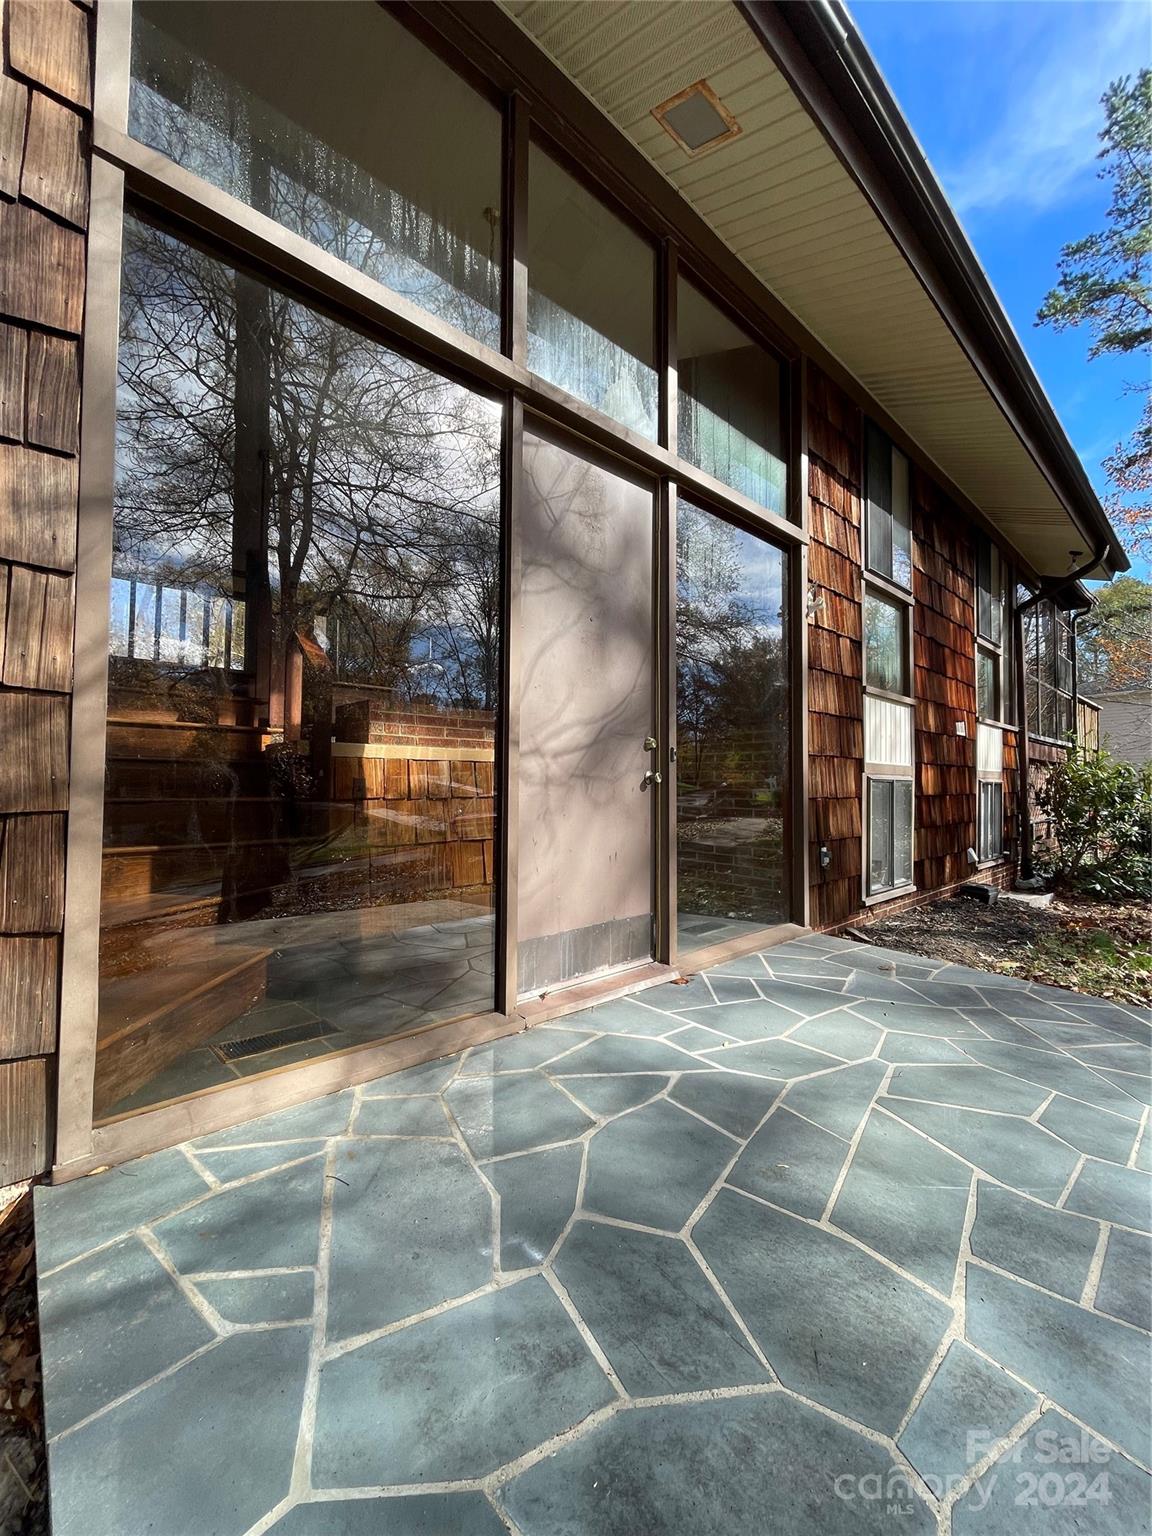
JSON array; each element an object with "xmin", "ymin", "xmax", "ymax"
[{"xmin": 739, "ymin": 0, "xmax": 1129, "ymax": 581}]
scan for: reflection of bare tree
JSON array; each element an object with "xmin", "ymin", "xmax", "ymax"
[
  {"xmin": 115, "ymin": 212, "xmax": 502, "ymax": 729},
  {"xmin": 676, "ymin": 507, "xmax": 786, "ymax": 790},
  {"xmin": 111, "ymin": 211, "xmax": 501, "ymax": 924}
]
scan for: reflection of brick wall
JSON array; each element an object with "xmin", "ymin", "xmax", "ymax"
[
  {"xmin": 332, "ymin": 702, "xmax": 496, "ymax": 897},
  {"xmin": 335, "ymin": 700, "xmax": 495, "ymax": 750}
]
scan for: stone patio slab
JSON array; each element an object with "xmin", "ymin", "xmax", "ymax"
[{"xmin": 35, "ymin": 940, "xmax": 1152, "ymax": 1536}]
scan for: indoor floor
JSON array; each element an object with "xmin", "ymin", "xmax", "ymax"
[{"xmin": 35, "ymin": 934, "xmax": 1152, "ymax": 1535}]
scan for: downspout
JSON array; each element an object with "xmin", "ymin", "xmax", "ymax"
[{"xmin": 1013, "ymin": 542, "xmax": 1108, "ymax": 880}]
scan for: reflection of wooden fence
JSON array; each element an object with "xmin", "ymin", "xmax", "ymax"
[{"xmin": 332, "ymin": 703, "xmax": 496, "ymax": 897}]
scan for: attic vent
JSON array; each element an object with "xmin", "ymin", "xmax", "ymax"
[{"xmin": 652, "ymin": 79, "xmax": 741, "ymax": 155}]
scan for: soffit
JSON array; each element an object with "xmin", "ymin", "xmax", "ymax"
[{"xmin": 500, "ymin": 0, "xmax": 1098, "ymax": 580}]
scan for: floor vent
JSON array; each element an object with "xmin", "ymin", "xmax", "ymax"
[{"xmin": 212, "ymin": 1018, "xmax": 337, "ymax": 1062}]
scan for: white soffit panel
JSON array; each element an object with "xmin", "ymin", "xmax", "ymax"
[{"xmin": 500, "ymin": 0, "xmax": 1095, "ymax": 579}]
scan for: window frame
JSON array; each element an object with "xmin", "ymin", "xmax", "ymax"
[
  {"xmin": 58, "ymin": 0, "xmax": 814, "ymax": 1172},
  {"xmin": 864, "ymin": 422, "xmax": 912, "ymax": 592},
  {"xmin": 1024, "ymin": 597, "xmax": 1075, "ymax": 745},
  {"xmin": 862, "ymin": 568, "xmax": 916, "ymax": 903}
]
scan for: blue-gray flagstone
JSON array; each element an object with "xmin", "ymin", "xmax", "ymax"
[
  {"xmin": 269, "ymin": 1494, "xmax": 510, "ymax": 1534},
  {"xmin": 695, "ymin": 1189, "xmax": 952, "ymax": 1435},
  {"xmin": 33, "ymin": 1148, "xmax": 212, "ymax": 1271},
  {"xmin": 35, "ymin": 937, "xmax": 1152, "ymax": 1536},
  {"xmin": 727, "ymin": 1107, "xmax": 848, "ymax": 1219},
  {"xmin": 1096, "ymin": 1228, "xmax": 1152, "ymax": 1330},
  {"xmin": 1063, "ymin": 1158, "xmax": 1152, "ymax": 1232},
  {"xmin": 880, "ymin": 1097, "xmax": 1081, "ymax": 1201},
  {"xmin": 47, "ymin": 1328, "xmax": 310, "ymax": 1536},
  {"xmin": 445, "ymin": 1071, "xmax": 594, "ymax": 1159},
  {"xmin": 583, "ymin": 1099, "xmax": 735, "ymax": 1230},
  {"xmin": 152, "ymin": 1157, "xmax": 327, "ymax": 1274},
  {"xmin": 951, "ymin": 1410, "xmax": 1152, "ymax": 1536},
  {"xmin": 38, "ymin": 1234, "xmax": 216, "ymax": 1436},
  {"xmin": 667, "ymin": 1071, "xmax": 783, "ymax": 1137},
  {"xmin": 502, "ymin": 1394, "xmax": 936, "ymax": 1536},
  {"xmin": 194, "ymin": 1270, "xmax": 314, "ymax": 1325},
  {"xmin": 312, "ymin": 1276, "xmax": 615, "ymax": 1485},
  {"xmin": 969, "ymin": 1183, "xmax": 1099, "ymax": 1300},
  {"xmin": 1038, "ymin": 1094, "xmax": 1141, "ymax": 1165},
  {"xmin": 326, "ymin": 1138, "xmax": 492, "ymax": 1340},
  {"xmin": 553, "ymin": 1220, "xmax": 767, "ymax": 1396},
  {"xmin": 831, "ymin": 1109, "xmax": 970, "ymax": 1292},
  {"xmin": 898, "ymin": 1340, "xmax": 1038, "ymax": 1491},
  {"xmin": 780, "ymin": 1058, "xmax": 886, "ymax": 1138},
  {"xmin": 965, "ymin": 1266, "xmax": 1152, "ymax": 1466},
  {"xmin": 486, "ymin": 1142, "xmax": 582, "ymax": 1269}
]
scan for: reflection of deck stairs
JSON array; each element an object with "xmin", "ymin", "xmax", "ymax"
[{"xmin": 95, "ymin": 946, "xmax": 270, "ymax": 1116}]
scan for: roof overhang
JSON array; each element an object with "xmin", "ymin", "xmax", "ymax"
[{"xmin": 493, "ymin": 0, "xmax": 1128, "ymax": 582}]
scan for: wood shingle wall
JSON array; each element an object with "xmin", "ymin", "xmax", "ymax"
[
  {"xmin": 805, "ymin": 366, "xmax": 864, "ymax": 928},
  {"xmin": 806, "ymin": 363, "xmax": 1016, "ymax": 930},
  {"xmin": 0, "ymin": 0, "xmax": 91, "ymax": 1185},
  {"xmin": 911, "ymin": 473, "xmax": 977, "ymax": 893}
]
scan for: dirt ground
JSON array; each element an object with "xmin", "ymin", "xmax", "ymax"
[
  {"xmin": 866, "ymin": 890, "xmax": 1152, "ymax": 1006},
  {"xmin": 0, "ymin": 1193, "xmax": 47, "ymax": 1536}
]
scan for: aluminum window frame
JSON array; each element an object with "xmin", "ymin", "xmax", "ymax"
[
  {"xmin": 55, "ymin": 0, "xmax": 812, "ymax": 1176},
  {"xmin": 861, "ymin": 553, "xmax": 916, "ymax": 902}
]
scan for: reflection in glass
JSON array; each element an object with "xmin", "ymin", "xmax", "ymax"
[
  {"xmin": 527, "ymin": 146, "xmax": 657, "ymax": 437},
  {"xmin": 866, "ymin": 425, "xmax": 912, "ymax": 589},
  {"xmin": 129, "ymin": 1, "xmax": 502, "ymax": 347},
  {"xmin": 676, "ymin": 502, "xmax": 789, "ymax": 950},
  {"xmin": 976, "ymin": 646, "xmax": 998, "ymax": 719},
  {"xmin": 97, "ymin": 212, "xmax": 501, "ymax": 1120},
  {"xmin": 678, "ymin": 278, "xmax": 786, "ymax": 514},
  {"xmin": 868, "ymin": 778, "xmax": 913, "ymax": 894},
  {"xmin": 864, "ymin": 590, "xmax": 907, "ymax": 693}
]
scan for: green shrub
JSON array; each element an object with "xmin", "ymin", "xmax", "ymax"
[{"xmin": 1035, "ymin": 745, "xmax": 1152, "ymax": 900}]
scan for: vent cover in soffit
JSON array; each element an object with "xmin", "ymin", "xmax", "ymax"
[{"xmin": 652, "ymin": 78, "xmax": 741, "ymax": 154}]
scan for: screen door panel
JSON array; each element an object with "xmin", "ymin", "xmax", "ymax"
[{"xmin": 517, "ymin": 428, "xmax": 655, "ymax": 996}]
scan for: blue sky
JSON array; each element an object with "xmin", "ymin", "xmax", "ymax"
[{"xmin": 852, "ymin": 0, "xmax": 1151, "ymax": 578}]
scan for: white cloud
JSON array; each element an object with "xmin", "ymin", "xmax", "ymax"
[{"xmin": 938, "ymin": 1, "xmax": 1150, "ymax": 217}]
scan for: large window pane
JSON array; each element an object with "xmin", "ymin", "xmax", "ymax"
[
  {"xmin": 527, "ymin": 145, "xmax": 657, "ymax": 437},
  {"xmin": 677, "ymin": 278, "xmax": 786, "ymax": 513},
  {"xmin": 130, "ymin": 2, "xmax": 502, "ymax": 347},
  {"xmin": 97, "ymin": 213, "xmax": 502, "ymax": 1121},
  {"xmin": 868, "ymin": 779, "xmax": 893, "ymax": 893},
  {"xmin": 868, "ymin": 777, "xmax": 913, "ymax": 894},
  {"xmin": 676, "ymin": 503, "xmax": 789, "ymax": 948},
  {"xmin": 864, "ymin": 590, "xmax": 908, "ymax": 693}
]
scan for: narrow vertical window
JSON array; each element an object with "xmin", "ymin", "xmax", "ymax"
[{"xmin": 865, "ymin": 423, "xmax": 911, "ymax": 589}]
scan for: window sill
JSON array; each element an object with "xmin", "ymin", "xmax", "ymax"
[{"xmin": 862, "ymin": 883, "xmax": 916, "ymax": 907}]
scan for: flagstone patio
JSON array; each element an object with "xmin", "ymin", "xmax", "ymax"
[{"xmin": 34, "ymin": 933, "xmax": 1152, "ymax": 1535}]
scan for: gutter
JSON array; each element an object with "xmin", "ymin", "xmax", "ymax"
[{"xmin": 740, "ymin": 0, "xmax": 1129, "ymax": 582}]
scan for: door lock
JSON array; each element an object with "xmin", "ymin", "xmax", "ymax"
[
  {"xmin": 644, "ymin": 736, "xmax": 658, "ymax": 751},
  {"xmin": 642, "ymin": 769, "xmax": 663, "ymax": 786}
]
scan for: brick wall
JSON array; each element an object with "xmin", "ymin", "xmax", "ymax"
[{"xmin": 0, "ymin": 0, "xmax": 91, "ymax": 1185}]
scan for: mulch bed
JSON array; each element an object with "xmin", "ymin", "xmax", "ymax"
[
  {"xmin": 0, "ymin": 1192, "xmax": 47, "ymax": 1536},
  {"xmin": 865, "ymin": 890, "xmax": 1152, "ymax": 1006}
]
